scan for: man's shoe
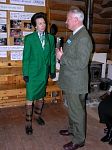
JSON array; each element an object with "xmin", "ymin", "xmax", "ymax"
[
  {"xmin": 25, "ymin": 126, "xmax": 33, "ymax": 135},
  {"xmin": 36, "ymin": 116, "xmax": 45, "ymax": 125},
  {"xmin": 101, "ymin": 135, "xmax": 110, "ymax": 142},
  {"xmin": 109, "ymin": 138, "xmax": 112, "ymax": 145},
  {"xmin": 63, "ymin": 141, "xmax": 85, "ymax": 150},
  {"xmin": 59, "ymin": 130, "xmax": 72, "ymax": 136}
]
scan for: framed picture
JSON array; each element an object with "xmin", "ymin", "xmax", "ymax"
[
  {"xmin": 0, "ymin": 24, "xmax": 7, "ymax": 32},
  {"xmin": 14, "ymin": 37, "xmax": 24, "ymax": 45},
  {"xmin": 0, "ymin": 38, "xmax": 7, "ymax": 46},
  {"xmin": 10, "ymin": 20, "xmax": 22, "ymax": 29},
  {"xmin": 24, "ymin": 22, "xmax": 32, "ymax": 30},
  {"xmin": 10, "ymin": 29, "xmax": 22, "ymax": 37}
]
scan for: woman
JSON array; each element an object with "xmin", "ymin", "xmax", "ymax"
[
  {"xmin": 22, "ymin": 12, "xmax": 56, "ymax": 135},
  {"xmin": 98, "ymin": 90, "xmax": 112, "ymax": 145}
]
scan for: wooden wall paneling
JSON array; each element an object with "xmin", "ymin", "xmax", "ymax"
[
  {"xmin": 50, "ymin": 10, "xmax": 66, "ymax": 21},
  {"xmin": 102, "ymin": 0, "xmax": 112, "ymax": 7},
  {"xmin": 92, "ymin": 24, "xmax": 110, "ymax": 34},
  {"xmin": 100, "ymin": 7, "xmax": 112, "ymax": 18},
  {"xmin": 93, "ymin": 4, "xmax": 102, "ymax": 14},
  {"xmin": 92, "ymin": 0, "xmax": 112, "ymax": 53},
  {"xmin": 93, "ymin": 14, "xmax": 111, "ymax": 24},
  {"xmin": 49, "ymin": 1, "xmax": 85, "ymax": 11},
  {"xmin": 95, "ymin": 44, "xmax": 109, "ymax": 52},
  {"xmin": 94, "ymin": 0, "xmax": 103, "ymax": 4},
  {"xmin": 92, "ymin": 33, "xmax": 110, "ymax": 44}
]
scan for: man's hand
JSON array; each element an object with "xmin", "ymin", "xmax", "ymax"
[{"xmin": 56, "ymin": 47, "xmax": 63, "ymax": 60}]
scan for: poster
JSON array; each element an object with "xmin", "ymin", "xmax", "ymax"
[
  {"xmin": 0, "ymin": 4, "xmax": 24, "ymax": 11},
  {"xmin": 10, "ymin": 12, "xmax": 34, "ymax": 20},
  {"xmin": 0, "ymin": 51, "xmax": 7, "ymax": 57},
  {"xmin": 0, "ymin": 46, "xmax": 24, "ymax": 51},
  {"xmin": 0, "ymin": 19, "xmax": 6, "ymax": 24},
  {"xmin": 11, "ymin": 51, "xmax": 23, "ymax": 60},
  {"xmin": 0, "ymin": 32, "xmax": 7, "ymax": 38},
  {"xmin": 10, "ymin": 0, "xmax": 45, "ymax": 6},
  {"xmin": 0, "ymin": 0, "xmax": 6, "ymax": 2},
  {"xmin": 0, "ymin": 11, "xmax": 6, "ymax": 18}
]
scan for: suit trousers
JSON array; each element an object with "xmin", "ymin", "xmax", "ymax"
[{"xmin": 65, "ymin": 92, "xmax": 86, "ymax": 144}]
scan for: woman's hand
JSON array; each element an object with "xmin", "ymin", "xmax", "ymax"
[{"xmin": 23, "ymin": 76, "xmax": 29, "ymax": 82}]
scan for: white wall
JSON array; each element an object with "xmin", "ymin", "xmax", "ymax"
[{"xmin": 92, "ymin": 53, "xmax": 107, "ymax": 78}]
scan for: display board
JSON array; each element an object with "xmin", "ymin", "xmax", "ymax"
[{"xmin": 0, "ymin": 0, "xmax": 46, "ymax": 107}]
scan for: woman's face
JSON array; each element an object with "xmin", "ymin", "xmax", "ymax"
[{"xmin": 35, "ymin": 18, "xmax": 46, "ymax": 33}]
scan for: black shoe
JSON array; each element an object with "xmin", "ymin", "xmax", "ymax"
[
  {"xmin": 109, "ymin": 138, "xmax": 112, "ymax": 145},
  {"xmin": 109, "ymin": 128, "xmax": 112, "ymax": 145},
  {"xmin": 63, "ymin": 141, "xmax": 85, "ymax": 150},
  {"xmin": 25, "ymin": 126, "xmax": 33, "ymax": 135},
  {"xmin": 36, "ymin": 116, "xmax": 45, "ymax": 125},
  {"xmin": 101, "ymin": 135, "xmax": 110, "ymax": 142}
]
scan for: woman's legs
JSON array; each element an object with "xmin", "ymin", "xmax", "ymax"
[
  {"xmin": 25, "ymin": 101, "xmax": 33, "ymax": 135},
  {"xmin": 34, "ymin": 98, "xmax": 45, "ymax": 125}
]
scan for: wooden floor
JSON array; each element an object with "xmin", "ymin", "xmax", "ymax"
[{"xmin": 0, "ymin": 102, "xmax": 112, "ymax": 150}]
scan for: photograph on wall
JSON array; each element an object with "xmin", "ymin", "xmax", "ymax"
[
  {"xmin": 0, "ymin": 51, "xmax": 7, "ymax": 58},
  {"xmin": 0, "ymin": 11, "xmax": 7, "ymax": 18},
  {"xmin": 10, "ymin": 29, "xmax": 22, "ymax": 37},
  {"xmin": 0, "ymin": 24, "xmax": 7, "ymax": 32},
  {"xmin": 0, "ymin": 38, "xmax": 7, "ymax": 46},
  {"xmin": 11, "ymin": 51, "xmax": 23, "ymax": 60},
  {"xmin": 24, "ymin": 22, "xmax": 32, "ymax": 30},
  {"xmin": 10, "ymin": 20, "xmax": 22, "ymax": 29},
  {"xmin": 14, "ymin": 37, "xmax": 24, "ymax": 45}
]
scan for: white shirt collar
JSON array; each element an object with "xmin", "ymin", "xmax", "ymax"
[
  {"xmin": 38, "ymin": 31, "xmax": 45, "ymax": 36},
  {"xmin": 73, "ymin": 25, "xmax": 84, "ymax": 35}
]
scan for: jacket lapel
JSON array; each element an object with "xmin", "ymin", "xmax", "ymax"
[
  {"xmin": 33, "ymin": 31, "xmax": 45, "ymax": 62},
  {"xmin": 71, "ymin": 26, "xmax": 86, "ymax": 40}
]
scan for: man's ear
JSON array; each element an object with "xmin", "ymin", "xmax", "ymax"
[{"xmin": 74, "ymin": 17, "xmax": 78, "ymax": 23}]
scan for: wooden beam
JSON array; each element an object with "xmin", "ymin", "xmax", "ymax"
[
  {"xmin": 94, "ymin": 0, "xmax": 103, "ymax": 4},
  {"xmin": 95, "ymin": 44, "xmax": 109, "ymax": 52},
  {"xmin": 92, "ymin": 33, "xmax": 109, "ymax": 44},
  {"xmin": 93, "ymin": 24, "xmax": 110, "ymax": 34},
  {"xmin": 102, "ymin": 0, "xmax": 112, "ymax": 7},
  {"xmin": 100, "ymin": 7, "xmax": 112, "ymax": 18},
  {"xmin": 50, "ymin": 10, "xmax": 66, "ymax": 21},
  {"xmin": 49, "ymin": 0, "xmax": 85, "ymax": 11},
  {"xmin": 93, "ymin": 14, "xmax": 112, "ymax": 24},
  {"xmin": 93, "ymin": 4, "xmax": 102, "ymax": 14}
]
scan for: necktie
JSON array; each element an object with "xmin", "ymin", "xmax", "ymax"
[{"xmin": 39, "ymin": 33, "xmax": 45, "ymax": 49}]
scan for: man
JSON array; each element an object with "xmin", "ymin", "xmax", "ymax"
[
  {"xmin": 57, "ymin": 7, "xmax": 93, "ymax": 150},
  {"xmin": 98, "ymin": 87, "xmax": 112, "ymax": 145}
]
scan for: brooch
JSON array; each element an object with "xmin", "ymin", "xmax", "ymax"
[{"xmin": 67, "ymin": 39, "xmax": 72, "ymax": 44}]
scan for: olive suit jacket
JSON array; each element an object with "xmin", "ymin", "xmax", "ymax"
[
  {"xmin": 58, "ymin": 27, "xmax": 93, "ymax": 94},
  {"xmin": 22, "ymin": 31, "xmax": 56, "ymax": 100}
]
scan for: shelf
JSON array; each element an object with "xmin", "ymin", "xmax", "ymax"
[{"xmin": 0, "ymin": 66, "xmax": 22, "ymax": 69}]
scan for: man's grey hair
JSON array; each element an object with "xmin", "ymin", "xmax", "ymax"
[{"xmin": 68, "ymin": 7, "xmax": 84, "ymax": 22}]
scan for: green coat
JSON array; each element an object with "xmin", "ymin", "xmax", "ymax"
[
  {"xmin": 58, "ymin": 27, "xmax": 93, "ymax": 94},
  {"xmin": 22, "ymin": 31, "xmax": 56, "ymax": 101}
]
